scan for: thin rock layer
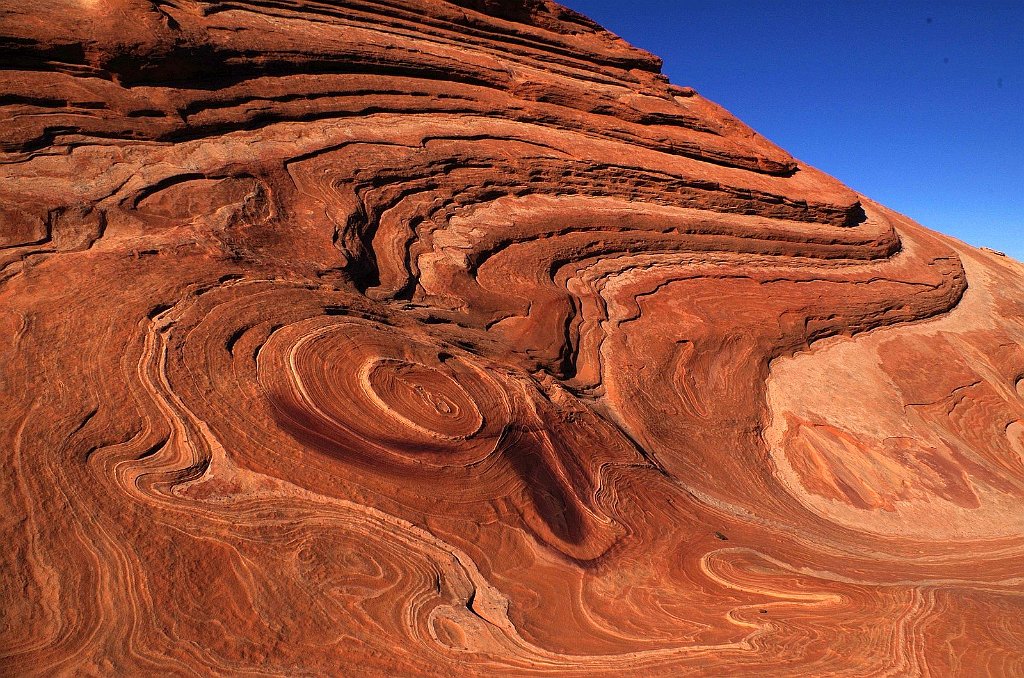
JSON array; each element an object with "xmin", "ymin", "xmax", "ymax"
[{"xmin": 2, "ymin": 1, "xmax": 1023, "ymax": 675}]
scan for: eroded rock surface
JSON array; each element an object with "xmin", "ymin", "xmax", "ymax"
[{"xmin": 2, "ymin": 1, "xmax": 1023, "ymax": 675}]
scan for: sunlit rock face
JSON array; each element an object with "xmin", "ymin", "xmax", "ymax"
[{"xmin": 2, "ymin": 1, "xmax": 1023, "ymax": 675}]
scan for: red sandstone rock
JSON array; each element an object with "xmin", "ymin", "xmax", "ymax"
[{"xmin": 2, "ymin": 1, "xmax": 1023, "ymax": 675}]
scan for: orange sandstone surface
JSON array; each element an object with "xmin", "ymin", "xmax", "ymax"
[{"xmin": 2, "ymin": 1, "xmax": 1024, "ymax": 675}]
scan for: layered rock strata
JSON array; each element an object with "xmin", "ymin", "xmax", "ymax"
[{"xmin": 2, "ymin": 1, "xmax": 1023, "ymax": 675}]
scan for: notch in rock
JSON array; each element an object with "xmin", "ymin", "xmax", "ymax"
[
  {"xmin": 225, "ymin": 325, "xmax": 250, "ymax": 355},
  {"xmin": 137, "ymin": 435, "xmax": 169, "ymax": 461},
  {"xmin": 466, "ymin": 588, "xmax": 478, "ymax": 616},
  {"xmin": 147, "ymin": 303, "xmax": 172, "ymax": 319}
]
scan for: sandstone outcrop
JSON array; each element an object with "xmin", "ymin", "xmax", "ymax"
[{"xmin": 2, "ymin": 1, "xmax": 1023, "ymax": 675}]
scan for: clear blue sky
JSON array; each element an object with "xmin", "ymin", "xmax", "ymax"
[{"xmin": 563, "ymin": 1, "xmax": 1024, "ymax": 260}]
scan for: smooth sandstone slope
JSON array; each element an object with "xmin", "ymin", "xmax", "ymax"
[{"xmin": 2, "ymin": 0, "xmax": 1023, "ymax": 675}]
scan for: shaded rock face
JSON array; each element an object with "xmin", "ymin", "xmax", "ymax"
[{"xmin": 2, "ymin": 0, "xmax": 1023, "ymax": 674}]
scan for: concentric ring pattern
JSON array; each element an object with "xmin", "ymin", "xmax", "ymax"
[{"xmin": 2, "ymin": 0, "xmax": 1023, "ymax": 675}]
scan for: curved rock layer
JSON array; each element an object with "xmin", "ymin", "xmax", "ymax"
[{"xmin": 2, "ymin": 1, "xmax": 1023, "ymax": 675}]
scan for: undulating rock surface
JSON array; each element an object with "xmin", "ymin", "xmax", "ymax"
[{"xmin": 3, "ymin": 1, "xmax": 1024, "ymax": 675}]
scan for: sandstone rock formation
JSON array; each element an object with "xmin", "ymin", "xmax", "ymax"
[{"xmin": 2, "ymin": 1, "xmax": 1023, "ymax": 675}]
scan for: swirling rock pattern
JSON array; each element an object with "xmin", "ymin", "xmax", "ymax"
[{"xmin": 2, "ymin": 1, "xmax": 1023, "ymax": 675}]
